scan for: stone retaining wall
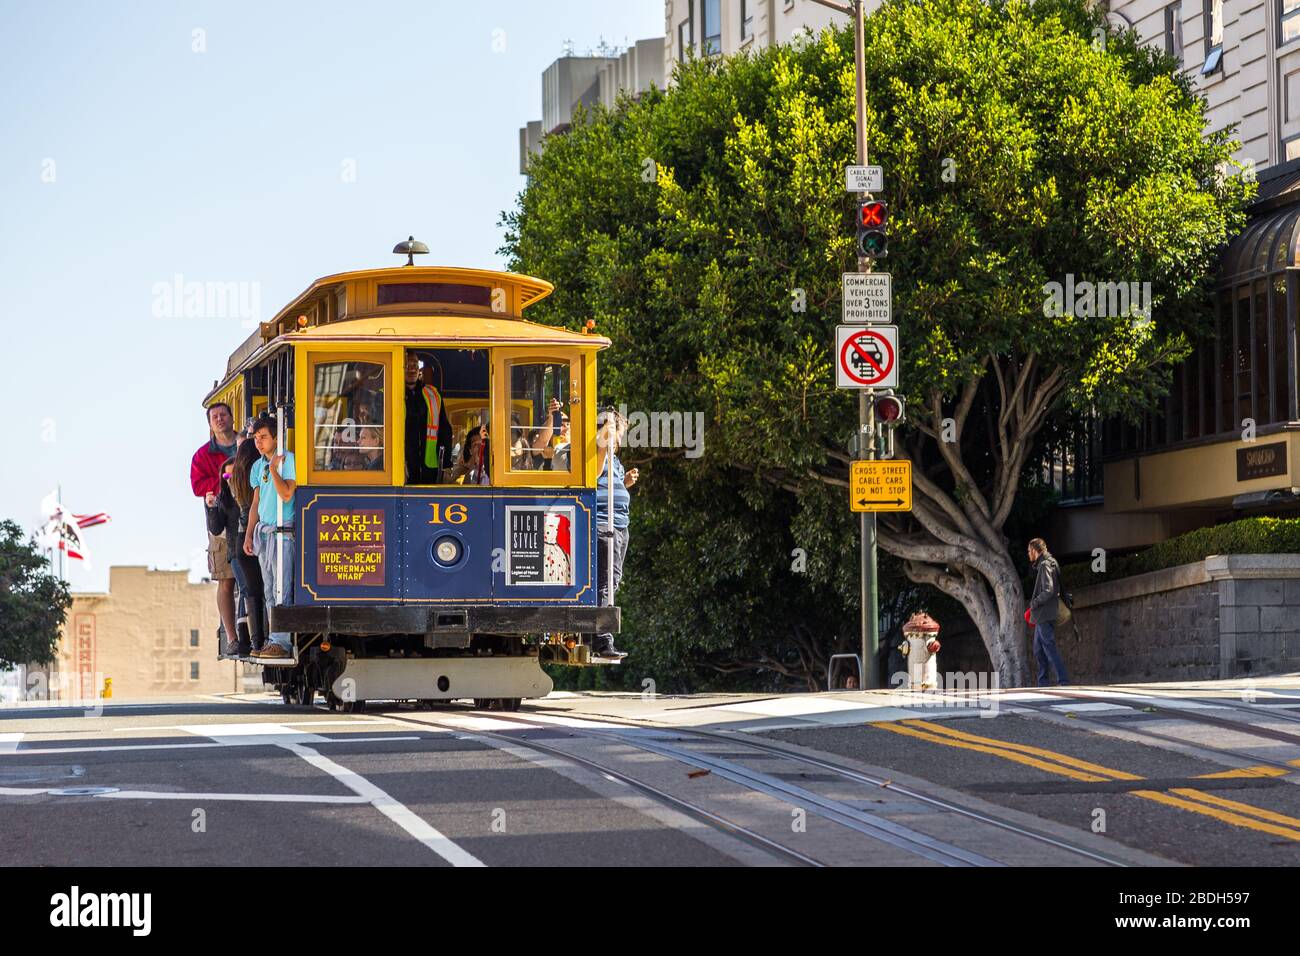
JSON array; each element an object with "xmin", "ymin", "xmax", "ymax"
[{"xmin": 1067, "ymin": 554, "xmax": 1300, "ymax": 682}]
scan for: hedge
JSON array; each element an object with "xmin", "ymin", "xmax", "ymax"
[{"xmin": 1060, "ymin": 516, "xmax": 1300, "ymax": 592}]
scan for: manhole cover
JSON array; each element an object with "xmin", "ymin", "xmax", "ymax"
[{"xmin": 48, "ymin": 787, "xmax": 119, "ymax": 796}]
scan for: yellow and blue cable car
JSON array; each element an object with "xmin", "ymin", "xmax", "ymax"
[{"xmin": 203, "ymin": 241, "xmax": 619, "ymax": 711}]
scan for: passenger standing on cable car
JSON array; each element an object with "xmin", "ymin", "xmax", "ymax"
[
  {"xmin": 190, "ymin": 403, "xmax": 239, "ymax": 650},
  {"xmin": 404, "ymin": 353, "xmax": 452, "ymax": 483},
  {"xmin": 592, "ymin": 409, "xmax": 638, "ymax": 660},
  {"xmin": 243, "ymin": 415, "xmax": 297, "ymax": 660},
  {"xmin": 228, "ymin": 440, "xmax": 267, "ymax": 654}
]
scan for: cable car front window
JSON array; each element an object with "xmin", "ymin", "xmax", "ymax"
[
  {"xmin": 313, "ymin": 360, "xmax": 386, "ymax": 471},
  {"xmin": 509, "ymin": 361, "xmax": 571, "ymax": 473}
]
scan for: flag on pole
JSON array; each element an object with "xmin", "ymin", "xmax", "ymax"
[
  {"xmin": 35, "ymin": 492, "xmax": 109, "ymax": 568},
  {"xmin": 39, "ymin": 490, "xmax": 60, "ymax": 519}
]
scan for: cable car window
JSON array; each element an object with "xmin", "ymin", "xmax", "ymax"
[
  {"xmin": 508, "ymin": 361, "xmax": 571, "ymax": 473},
  {"xmin": 312, "ymin": 361, "xmax": 386, "ymax": 471}
]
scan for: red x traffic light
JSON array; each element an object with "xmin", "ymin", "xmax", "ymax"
[{"xmin": 857, "ymin": 200, "xmax": 888, "ymax": 258}]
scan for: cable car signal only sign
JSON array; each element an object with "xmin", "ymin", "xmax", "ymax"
[
  {"xmin": 850, "ymin": 460, "xmax": 912, "ymax": 512},
  {"xmin": 836, "ymin": 325, "xmax": 899, "ymax": 388}
]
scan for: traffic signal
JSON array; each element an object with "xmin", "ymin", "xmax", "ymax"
[
  {"xmin": 857, "ymin": 200, "xmax": 888, "ymax": 259},
  {"xmin": 874, "ymin": 392, "xmax": 905, "ymax": 426}
]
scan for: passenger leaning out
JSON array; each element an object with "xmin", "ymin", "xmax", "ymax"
[
  {"xmin": 228, "ymin": 440, "xmax": 267, "ymax": 653},
  {"xmin": 243, "ymin": 415, "xmax": 297, "ymax": 660}
]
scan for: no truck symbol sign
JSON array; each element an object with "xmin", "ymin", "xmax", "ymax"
[{"xmin": 836, "ymin": 325, "xmax": 898, "ymax": 388}]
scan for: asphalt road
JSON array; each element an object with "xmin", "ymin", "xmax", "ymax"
[
  {"xmin": 2, "ymin": 681, "xmax": 1298, "ymax": 867},
  {"xmin": 0, "ymin": 702, "xmax": 745, "ymax": 867},
  {"xmin": 765, "ymin": 686, "xmax": 1300, "ymax": 867}
]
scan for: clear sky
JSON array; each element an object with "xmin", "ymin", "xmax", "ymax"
[{"xmin": 0, "ymin": 0, "xmax": 663, "ymax": 592}]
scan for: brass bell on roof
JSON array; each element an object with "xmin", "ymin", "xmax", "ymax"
[{"xmin": 393, "ymin": 235, "xmax": 429, "ymax": 267}]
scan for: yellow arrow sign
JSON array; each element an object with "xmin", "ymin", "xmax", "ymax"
[{"xmin": 850, "ymin": 460, "xmax": 912, "ymax": 512}]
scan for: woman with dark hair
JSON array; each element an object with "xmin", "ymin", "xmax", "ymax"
[
  {"xmin": 450, "ymin": 424, "xmax": 491, "ymax": 485},
  {"xmin": 228, "ymin": 440, "xmax": 267, "ymax": 654}
]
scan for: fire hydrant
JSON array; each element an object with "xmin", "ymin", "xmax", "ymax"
[
  {"xmin": 898, "ymin": 612, "xmax": 941, "ymax": 690},
  {"xmin": 101, "ymin": 677, "xmax": 112, "ymax": 699}
]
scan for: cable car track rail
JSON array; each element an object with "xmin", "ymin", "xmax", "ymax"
[
  {"xmin": 418, "ymin": 709, "xmax": 1129, "ymax": 867},
  {"xmin": 379, "ymin": 712, "xmax": 826, "ymax": 867},
  {"xmin": 1025, "ymin": 687, "xmax": 1300, "ymax": 751},
  {"xmin": 1066, "ymin": 684, "xmax": 1300, "ymax": 728}
]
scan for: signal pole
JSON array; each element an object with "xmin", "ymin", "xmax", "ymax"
[{"xmin": 811, "ymin": 0, "xmax": 878, "ymax": 688}]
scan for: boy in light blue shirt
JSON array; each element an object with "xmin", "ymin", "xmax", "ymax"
[{"xmin": 243, "ymin": 416, "xmax": 297, "ymax": 659}]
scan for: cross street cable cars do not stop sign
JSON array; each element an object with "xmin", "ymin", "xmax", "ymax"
[
  {"xmin": 836, "ymin": 325, "xmax": 899, "ymax": 388},
  {"xmin": 850, "ymin": 460, "xmax": 912, "ymax": 512}
]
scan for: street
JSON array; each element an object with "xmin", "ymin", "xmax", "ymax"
[{"xmin": 3, "ymin": 677, "xmax": 1298, "ymax": 867}]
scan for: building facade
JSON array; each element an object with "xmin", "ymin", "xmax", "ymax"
[
  {"xmin": 519, "ymin": 38, "xmax": 666, "ymax": 174},
  {"xmin": 664, "ymin": 0, "xmax": 846, "ymax": 66},
  {"xmin": 27, "ymin": 566, "xmax": 249, "ymax": 701},
  {"xmin": 1041, "ymin": 0, "xmax": 1300, "ymax": 557}
]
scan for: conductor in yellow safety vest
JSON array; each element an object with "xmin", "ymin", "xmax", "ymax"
[{"xmin": 404, "ymin": 353, "xmax": 453, "ymax": 483}]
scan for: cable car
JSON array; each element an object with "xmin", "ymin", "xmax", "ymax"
[{"xmin": 203, "ymin": 240, "xmax": 620, "ymax": 711}]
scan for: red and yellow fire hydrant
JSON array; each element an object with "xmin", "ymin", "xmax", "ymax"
[{"xmin": 898, "ymin": 612, "xmax": 941, "ymax": 690}]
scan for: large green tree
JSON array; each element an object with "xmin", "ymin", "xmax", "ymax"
[
  {"xmin": 504, "ymin": 0, "xmax": 1250, "ymax": 685},
  {"xmin": 0, "ymin": 520, "xmax": 71, "ymax": 671}
]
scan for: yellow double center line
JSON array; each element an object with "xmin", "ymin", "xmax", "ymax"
[{"xmin": 881, "ymin": 719, "xmax": 1300, "ymax": 842}]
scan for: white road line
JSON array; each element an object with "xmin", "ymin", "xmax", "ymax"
[
  {"xmin": 1048, "ymin": 702, "xmax": 1135, "ymax": 713},
  {"xmin": 395, "ymin": 713, "xmax": 784, "ymax": 867},
  {"xmin": 112, "ymin": 718, "xmax": 403, "ymax": 732},
  {"xmin": 0, "ymin": 786, "xmax": 370, "ymax": 804},
  {"xmin": 2, "ymin": 742, "xmax": 225, "ymax": 756},
  {"xmin": 98, "ymin": 790, "xmax": 370, "ymax": 804},
  {"xmin": 0, "ymin": 734, "xmax": 23, "ymax": 752},
  {"xmin": 0, "ymin": 737, "xmax": 420, "ymax": 757},
  {"xmin": 175, "ymin": 722, "xmax": 330, "ymax": 744},
  {"xmin": 280, "ymin": 742, "xmax": 484, "ymax": 867}
]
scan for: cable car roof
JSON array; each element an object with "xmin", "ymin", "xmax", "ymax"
[{"xmin": 206, "ymin": 265, "xmax": 609, "ymax": 405}]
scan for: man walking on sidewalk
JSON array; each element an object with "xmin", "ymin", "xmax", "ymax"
[{"xmin": 1027, "ymin": 537, "xmax": 1070, "ymax": 687}]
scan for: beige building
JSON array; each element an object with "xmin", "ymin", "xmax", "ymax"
[
  {"xmin": 38, "ymin": 566, "xmax": 249, "ymax": 701},
  {"xmin": 519, "ymin": 38, "xmax": 667, "ymax": 173}
]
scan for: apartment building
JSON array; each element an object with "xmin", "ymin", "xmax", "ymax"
[
  {"xmin": 25, "ymin": 566, "xmax": 249, "ymax": 701},
  {"xmin": 1040, "ymin": 0, "xmax": 1300, "ymax": 556},
  {"xmin": 519, "ymin": 38, "xmax": 666, "ymax": 174},
  {"xmin": 664, "ymin": 0, "xmax": 847, "ymax": 65}
]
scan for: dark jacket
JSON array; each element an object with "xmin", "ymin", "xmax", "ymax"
[
  {"xmin": 405, "ymin": 383, "xmax": 454, "ymax": 483},
  {"xmin": 205, "ymin": 489, "xmax": 242, "ymax": 563},
  {"xmin": 1029, "ymin": 551, "xmax": 1061, "ymax": 624}
]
